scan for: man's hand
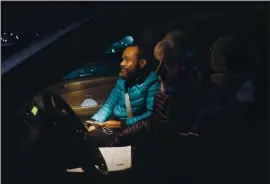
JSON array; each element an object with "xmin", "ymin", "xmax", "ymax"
[
  {"xmin": 88, "ymin": 125, "xmax": 97, "ymax": 132},
  {"xmin": 103, "ymin": 120, "xmax": 121, "ymax": 129},
  {"xmin": 86, "ymin": 120, "xmax": 105, "ymax": 132},
  {"xmin": 86, "ymin": 120, "xmax": 121, "ymax": 131},
  {"xmin": 88, "ymin": 123, "xmax": 106, "ymax": 132}
]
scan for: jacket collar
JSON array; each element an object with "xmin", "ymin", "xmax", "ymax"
[{"xmin": 126, "ymin": 71, "xmax": 158, "ymax": 87}]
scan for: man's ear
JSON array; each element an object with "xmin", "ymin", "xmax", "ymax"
[{"xmin": 139, "ymin": 59, "xmax": 147, "ymax": 69}]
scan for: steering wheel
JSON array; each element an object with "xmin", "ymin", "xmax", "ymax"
[
  {"xmin": 43, "ymin": 91, "xmax": 88, "ymax": 137},
  {"xmin": 43, "ymin": 91, "xmax": 108, "ymax": 174}
]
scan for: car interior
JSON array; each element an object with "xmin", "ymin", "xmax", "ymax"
[{"xmin": 2, "ymin": 2, "xmax": 269, "ymax": 184}]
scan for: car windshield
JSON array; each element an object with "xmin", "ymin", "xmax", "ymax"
[
  {"xmin": 62, "ymin": 36, "xmax": 134, "ymax": 80},
  {"xmin": 1, "ymin": 2, "xmax": 104, "ymax": 70}
]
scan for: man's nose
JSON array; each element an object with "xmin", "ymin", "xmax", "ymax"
[{"xmin": 120, "ymin": 61, "xmax": 125, "ymax": 67}]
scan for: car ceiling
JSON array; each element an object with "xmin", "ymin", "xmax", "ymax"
[
  {"xmin": 2, "ymin": 2, "xmax": 105, "ymax": 35},
  {"xmin": 2, "ymin": 2, "xmax": 268, "ymax": 114}
]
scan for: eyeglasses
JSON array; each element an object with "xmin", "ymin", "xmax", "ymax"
[
  {"xmin": 157, "ymin": 61, "xmax": 170, "ymax": 76},
  {"xmin": 159, "ymin": 55, "xmax": 176, "ymax": 70},
  {"xmin": 161, "ymin": 61, "xmax": 171, "ymax": 70}
]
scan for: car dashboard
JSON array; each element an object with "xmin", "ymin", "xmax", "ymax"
[{"xmin": 15, "ymin": 94, "xmax": 48, "ymax": 153}]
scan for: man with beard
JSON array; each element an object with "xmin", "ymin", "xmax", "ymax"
[
  {"xmin": 88, "ymin": 31, "xmax": 203, "ymax": 182},
  {"xmin": 87, "ymin": 44, "xmax": 160, "ymax": 130}
]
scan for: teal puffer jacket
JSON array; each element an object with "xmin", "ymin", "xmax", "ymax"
[{"xmin": 91, "ymin": 72, "xmax": 160, "ymax": 127}]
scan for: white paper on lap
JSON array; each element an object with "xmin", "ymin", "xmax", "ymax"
[
  {"xmin": 99, "ymin": 146, "xmax": 132, "ymax": 172},
  {"xmin": 67, "ymin": 167, "xmax": 84, "ymax": 172}
]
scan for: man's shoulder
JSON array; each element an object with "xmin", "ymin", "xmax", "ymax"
[{"xmin": 115, "ymin": 77, "xmax": 125, "ymax": 89}]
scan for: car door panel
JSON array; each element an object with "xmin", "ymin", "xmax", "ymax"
[
  {"xmin": 72, "ymin": 105, "xmax": 102, "ymax": 121},
  {"xmin": 50, "ymin": 76, "xmax": 118, "ymax": 120},
  {"xmin": 51, "ymin": 76, "xmax": 117, "ymax": 95},
  {"xmin": 61, "ymin": 83, "xmax": 115, "ymax": 106}
]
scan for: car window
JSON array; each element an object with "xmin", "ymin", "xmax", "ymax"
[
  {"xmin": 104, "ymin": 36, "xmax": 134, "ymax": 55},
  {"xmin": 1, "ymin": 3, "xmax": 102, "ymax": 62},
  {"xmin": 62, "ymin": 36, "xmax": 134, "ymax": 80},
  {"xmin": 63, "ymin": 63, "xmax": 120, "ymax": 80}
]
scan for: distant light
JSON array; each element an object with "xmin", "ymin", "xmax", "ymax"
[
  {"xmin": 121, "ymin": 42, "xmax": 124, "ymax": 44},
  {"xmin": 10, "ymin": 33, "xmax": 13, "ymax": 36},
  {"xmin": 16, "ymin": 36, "xmax": 19, "ymax": 39},
  {"xmin": 36, "ymin": 33, "xmax": 39, "ymax": 36},
  {"xmin": 112, "ymin": 49, "xmax": 115, "ymax": 53},
  {"xmin": 4, "ymin": 33, "xmax": 6, "ymax": 35}
]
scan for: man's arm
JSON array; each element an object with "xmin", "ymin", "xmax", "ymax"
[
  {"xmin": 120, "ymin": 81, "xmax": 160, "ymax": 127},
  {"xmin": 91, "ymin": 79, "xmax": 122, "ymax": 123},
  {"xmin": 107, "ymin": 90, "xmax": 170, "ymax": 146}
]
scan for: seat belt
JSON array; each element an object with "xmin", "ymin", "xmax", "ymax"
[{"xmin": 125, "ymin": 92, "xmax": 133, "ymax": 118}]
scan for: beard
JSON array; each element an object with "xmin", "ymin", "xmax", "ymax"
[{"xmin": 119, "ymin": 65, "xmax": 140, "ymax": 80}]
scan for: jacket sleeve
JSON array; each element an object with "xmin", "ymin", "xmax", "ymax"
[
  {"xmin": 91, "ymin": 79, "xmax": 121, "ymax": 123},
  {"xmin": 121, "ymin": 81, "xmax": 160, "ymax": 127},
  {"xmin": 108, "ymin": 118, "xmax": 150, "ymax": 146},
  {"xmin": 108, "ymin": 90, "xmax": 170, "ymax": 147}
]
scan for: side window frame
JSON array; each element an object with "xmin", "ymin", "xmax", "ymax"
[
  {"xmin": 62, "ymin": 36, "xmax": 134, "ymax": 81},
  {"xmin": 62, "ymin": 62, "xmax": 120, "ymax": 81}
]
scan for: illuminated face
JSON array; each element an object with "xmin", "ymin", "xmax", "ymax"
[{"xmin": 119, "ymin": 46, "xmax": 140, "ymax": 79}]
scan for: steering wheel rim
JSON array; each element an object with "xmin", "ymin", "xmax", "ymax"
[
  {"xmin": 44, "ymin": 91, "xmax": 88, "ymax": 135},
  {"xmin": 43, "ymin": 91, "xmax": 108, "ymax": 174}
]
